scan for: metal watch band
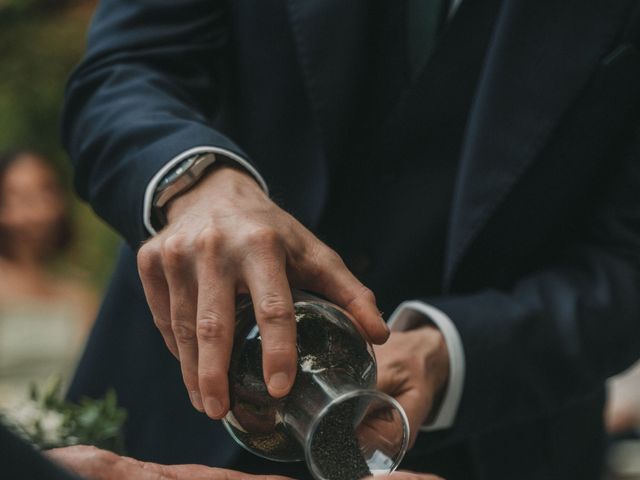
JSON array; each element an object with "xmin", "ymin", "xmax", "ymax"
[{"xmin": 151, "ymin": 152, "xmax": 217, "ymax": 228}]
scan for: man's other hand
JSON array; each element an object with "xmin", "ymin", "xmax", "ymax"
[
  {"xmin": 374, "ymin": 326, "xmax": 450, "ymax": 447},
  {"xmin": 46, "ymin": 445, "xmax": 292, "ymax": 480},
  {"xmin": 137, "ymin": 165, "xmax": 389, "ymax": 419}
]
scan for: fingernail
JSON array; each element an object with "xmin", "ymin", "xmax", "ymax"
[
  {"xmin": 268, "ymin": 372, "xmax": 290, "ymax": 393},
  {"xmin": 205, "ymin": 397, "xmax": 225, "ymax": 417},
  {"xmin": 379, "ymin": 314, "xmax": 390, "ymax": 331},
  {"xmin": 190, "ymin": 391, "xmax": 204, "ymax": 411}
]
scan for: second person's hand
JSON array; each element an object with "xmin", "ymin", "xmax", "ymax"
[
  {"xmin": 137, "ymin": 164, "xmax": 389, "ymax": 419},
  {"xmin": 374, "ymin": 326, "xmax": 450, "ymax": 447},
  {"xmin": 47, "ymin": 445, "xmax": 294, "ymax": 480}
]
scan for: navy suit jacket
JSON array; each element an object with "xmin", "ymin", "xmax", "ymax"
[{"xmin": 62, "ymin": 1, "xmax": 640, "ymax": 478}]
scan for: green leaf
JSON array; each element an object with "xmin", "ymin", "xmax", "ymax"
[{"xmin": 2, "ymin": 378, "xmax": 127, "ymax": 453}]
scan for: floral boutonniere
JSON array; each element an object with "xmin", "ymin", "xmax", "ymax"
[{"xmin": 1, "ymin": 376, "xmax": 127, "ymax": 453}]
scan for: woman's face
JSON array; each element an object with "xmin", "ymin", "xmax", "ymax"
[{"xmin": 0, "ymin": 154, "xmax": 66, "ymax": 255}]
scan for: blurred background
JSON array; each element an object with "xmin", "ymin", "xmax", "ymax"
[
  {"xmin": 0, "ymin": 0, "xmax": 118, "ymax": 408},
  {"xmin": 0, "ymin": 0, "xmax": 638, "ymax": 478}
]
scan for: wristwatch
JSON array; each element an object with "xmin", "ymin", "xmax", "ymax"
[{"xmin": 151, "ymin": 152, "xmax": 217, "ymax": 228}]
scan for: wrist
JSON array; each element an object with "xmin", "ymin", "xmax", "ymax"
[{"xmin": 166, "ymin": 163, "xmax": 266, "ymax": 224}]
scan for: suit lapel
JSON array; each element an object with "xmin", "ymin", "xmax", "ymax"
[
  {"xmin": 445, "ymin": 0, "xmax": 633, "ymax": 287},
  {"xmin": 287, "ymin": 0, "xmax": 369, "ymax": 159},
  {"xmin": 286, "ymin": 0, "xmax": 633, "ymax": 288}
]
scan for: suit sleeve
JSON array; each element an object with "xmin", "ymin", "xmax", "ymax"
[
  {"xmin": 422, "ymin": 125, "xmax": 640, "ymax": 444},
  {"xmin": 1, "ymin": 423, "xmax": 83, "ymax": 480},
  {"xmin": 61, "ymin": 0, "xmax": 249, "ymax": 248}
]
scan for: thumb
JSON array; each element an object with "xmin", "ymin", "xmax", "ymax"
[{"xmin": 302, "ymin": 247, "xmax": 389, "ymax": 343}]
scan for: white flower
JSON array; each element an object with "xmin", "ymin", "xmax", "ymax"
[
  {"xmin": 8, "ymin": 401, "xmax": 41, "ymax": 434},
  {"xmin": 39, "ymin": 410, "xmax": 64, "ymax": 445},
  {"xmin": 2, "ymin": 401, "xmax": 65, "ymax": 445}
]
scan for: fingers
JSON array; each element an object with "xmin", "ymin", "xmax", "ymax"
[
  {"xmin": 392, "ymin": 389, "xmax": 431, "ymax": 447},
  {"xmin": 137, "ymin": 243, "xmax": 179, "ymax": 358},
  {"xmin": 364, "ymin": 472, "xmax": 445, "ymax": 480},
  {"xmin": 303, "ymin": 244, "xmax": 389, "ymax": 344},
  {"xmin": 48, "ymin": 447, "xmax": 297, "ymax": 480},
  {"xmin": 138, "ymin": 183, "xmax": 389, "ymax": 422},
  {"xmin": 195, "ymin": 243, "xmax": 236, "ymax": 419},
  {"xmin": 357, "ymin": 405, "xmax": 406, "ymax": 456},
  {"xmin": 46, "ymin": 446, "xmax": 122, "ymax": 479},
  {"xmin": 159, "ymin": 464, "xmax": 294, "ymax": 480},
  {"xmin": 376, "ymin": 372, "xmax": 425, "ymax": 448},
  {"xmin": 162, "ymin": 234, "xmax": 203, "ymax": 412},
  {"xmin": 375, "ymin": 338, "xmax": 434, "ymax": 448},
  {"xmin": 117, "ymin": 457, "xmax": 175, "ymax": 480},
  {"xmin": 243, "ymin": 231, "xmax": 297, "ymax": 398}
]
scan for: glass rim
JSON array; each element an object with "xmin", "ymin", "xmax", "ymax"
[{"xmin": 304, "ymin": 388, "xmax": 410, "ymax": 480}]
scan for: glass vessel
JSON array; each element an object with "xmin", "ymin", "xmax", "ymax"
[{"xmin": 223, "ymin": 291, "xmax": 409, "ymax": 480}]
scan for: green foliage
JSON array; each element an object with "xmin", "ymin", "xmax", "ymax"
[
  {"xmin": 0, "ymin": 0, "xmax": 119, "ymax": 288},
  {"xmin": 0, "ymin": 1, "xmax": 78, "ymax": 22},
  {"xmin": 2, "ymin": 376, "xmax": 127, "ymax": 453}
]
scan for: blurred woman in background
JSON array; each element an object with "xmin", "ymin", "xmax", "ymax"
[{"xmin": 0, "ymin": 149, "xmax": 96, "ymax": 407}]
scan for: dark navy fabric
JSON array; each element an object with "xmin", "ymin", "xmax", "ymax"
[
  {"xmin": 63, "ymin": 0, "xmax": 640, "ymax": 478},
  {"xmin": 1, "ymin": 423, "xmax": 83, "ymax": 480}
]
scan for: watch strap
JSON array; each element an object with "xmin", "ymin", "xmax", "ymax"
[{"xmin": 151, "ymin": 152, "xmax": 217, "ymax": 228}]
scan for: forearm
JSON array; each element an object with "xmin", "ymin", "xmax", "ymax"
[
  {"xmin": 61, "ymin": 0, "xmax": 249, "ymax": 247},
  {"xmin": 401, "ymin": 120, "xmax": 640, "ymax": 447},
  {"xmin": 423, "ymin": 243, "xmax": 640, "ymax": 445}
]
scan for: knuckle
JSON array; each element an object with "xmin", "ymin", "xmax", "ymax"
[
  {"xmin": 314, "ymin": 243, "xmax": 344, "ymax": 269},
  {"xmin": 341, "ymin": 284, "xmax": 378, "ymax": 314},
  {"xmin": 195, "ymin": 227, "xmax": 225, "ymax": 252},
  {"xmin": 262, "ymin": 341, "xmax": 297, "ymax": 357},
  {"xmin": 301, "ymin": 242, "xmax": 325, "ymax": 277},
  {"xmin": 162, "ymin": 234, "xmax": 190, "ymax": 266},
  {"xmin": 199, "ymin": 368, "xmax": 225, "ymax": 386},
  {"xmin": 256, "ymin": 295, "xmax": 294, "ymax": 325},
  {"xmin": 172, "ymin": 321, "xmax": 196, "ymax": 342},
  {"xmin": 245, "ymin": 226, "xmax": 282, "ymax": 250},
  {"xmin": 357, "ymin": 285, "xmax": 376, "ymax": 304},
  {"xmin": 197, "ymin": 317, "xmax": 226, "ymax": 341},
  {"xmin": 324, "ymin": 248, "xmax": 344, "ymax": 266},
  {"xmin": 137, "ymin": 243, "xmax": 160, "ymax": 275},
  {"xmin": 303, "ymin": 244, "xmax": 341, "ymax": 281},
  {"xmin": 153, "ymin": 315, "xmax": 171, "ymax": 330},
  {"xmin": 182, "ymin": 374, "xmax": 199, "ymax": 391},
  {"xmin": 348, "ymin": 284, "xmax": 376, "ymax": 307}
]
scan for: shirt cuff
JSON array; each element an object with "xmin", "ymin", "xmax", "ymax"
[
  {"xmin": 387, "ymin": 300, "xmax": 466, "ymax": 431},
  {"xmin": 143, "ymin": 146, "xmax": 268, "ymax": 236}
]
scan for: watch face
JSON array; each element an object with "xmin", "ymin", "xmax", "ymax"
[
  {"xmin": 160, "ymin": 156, "xmax": 198, "ymax": 190},
  {"xmin": 154, "ymin": 153, "xmax": 216, "ymax": 210},
  {"xmin": 159, "ymin": 176, "xmax": 172, "ymax": 188}
]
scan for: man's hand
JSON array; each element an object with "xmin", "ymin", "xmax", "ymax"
[
  {"xmin": 374, "ymin": 326, "xmax": 450, "ymax": 447},
  {"xmin": 137, "ymin": 165, "xmax": 389, "ymax": 419},
  {"xmin": 46, "ymin": 445, "xmax": 292, "ymax": 480}
]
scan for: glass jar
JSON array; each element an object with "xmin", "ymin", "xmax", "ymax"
[{"xmin": 223, "ymin": 291, "xmax": 409, "ymax": 480}]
